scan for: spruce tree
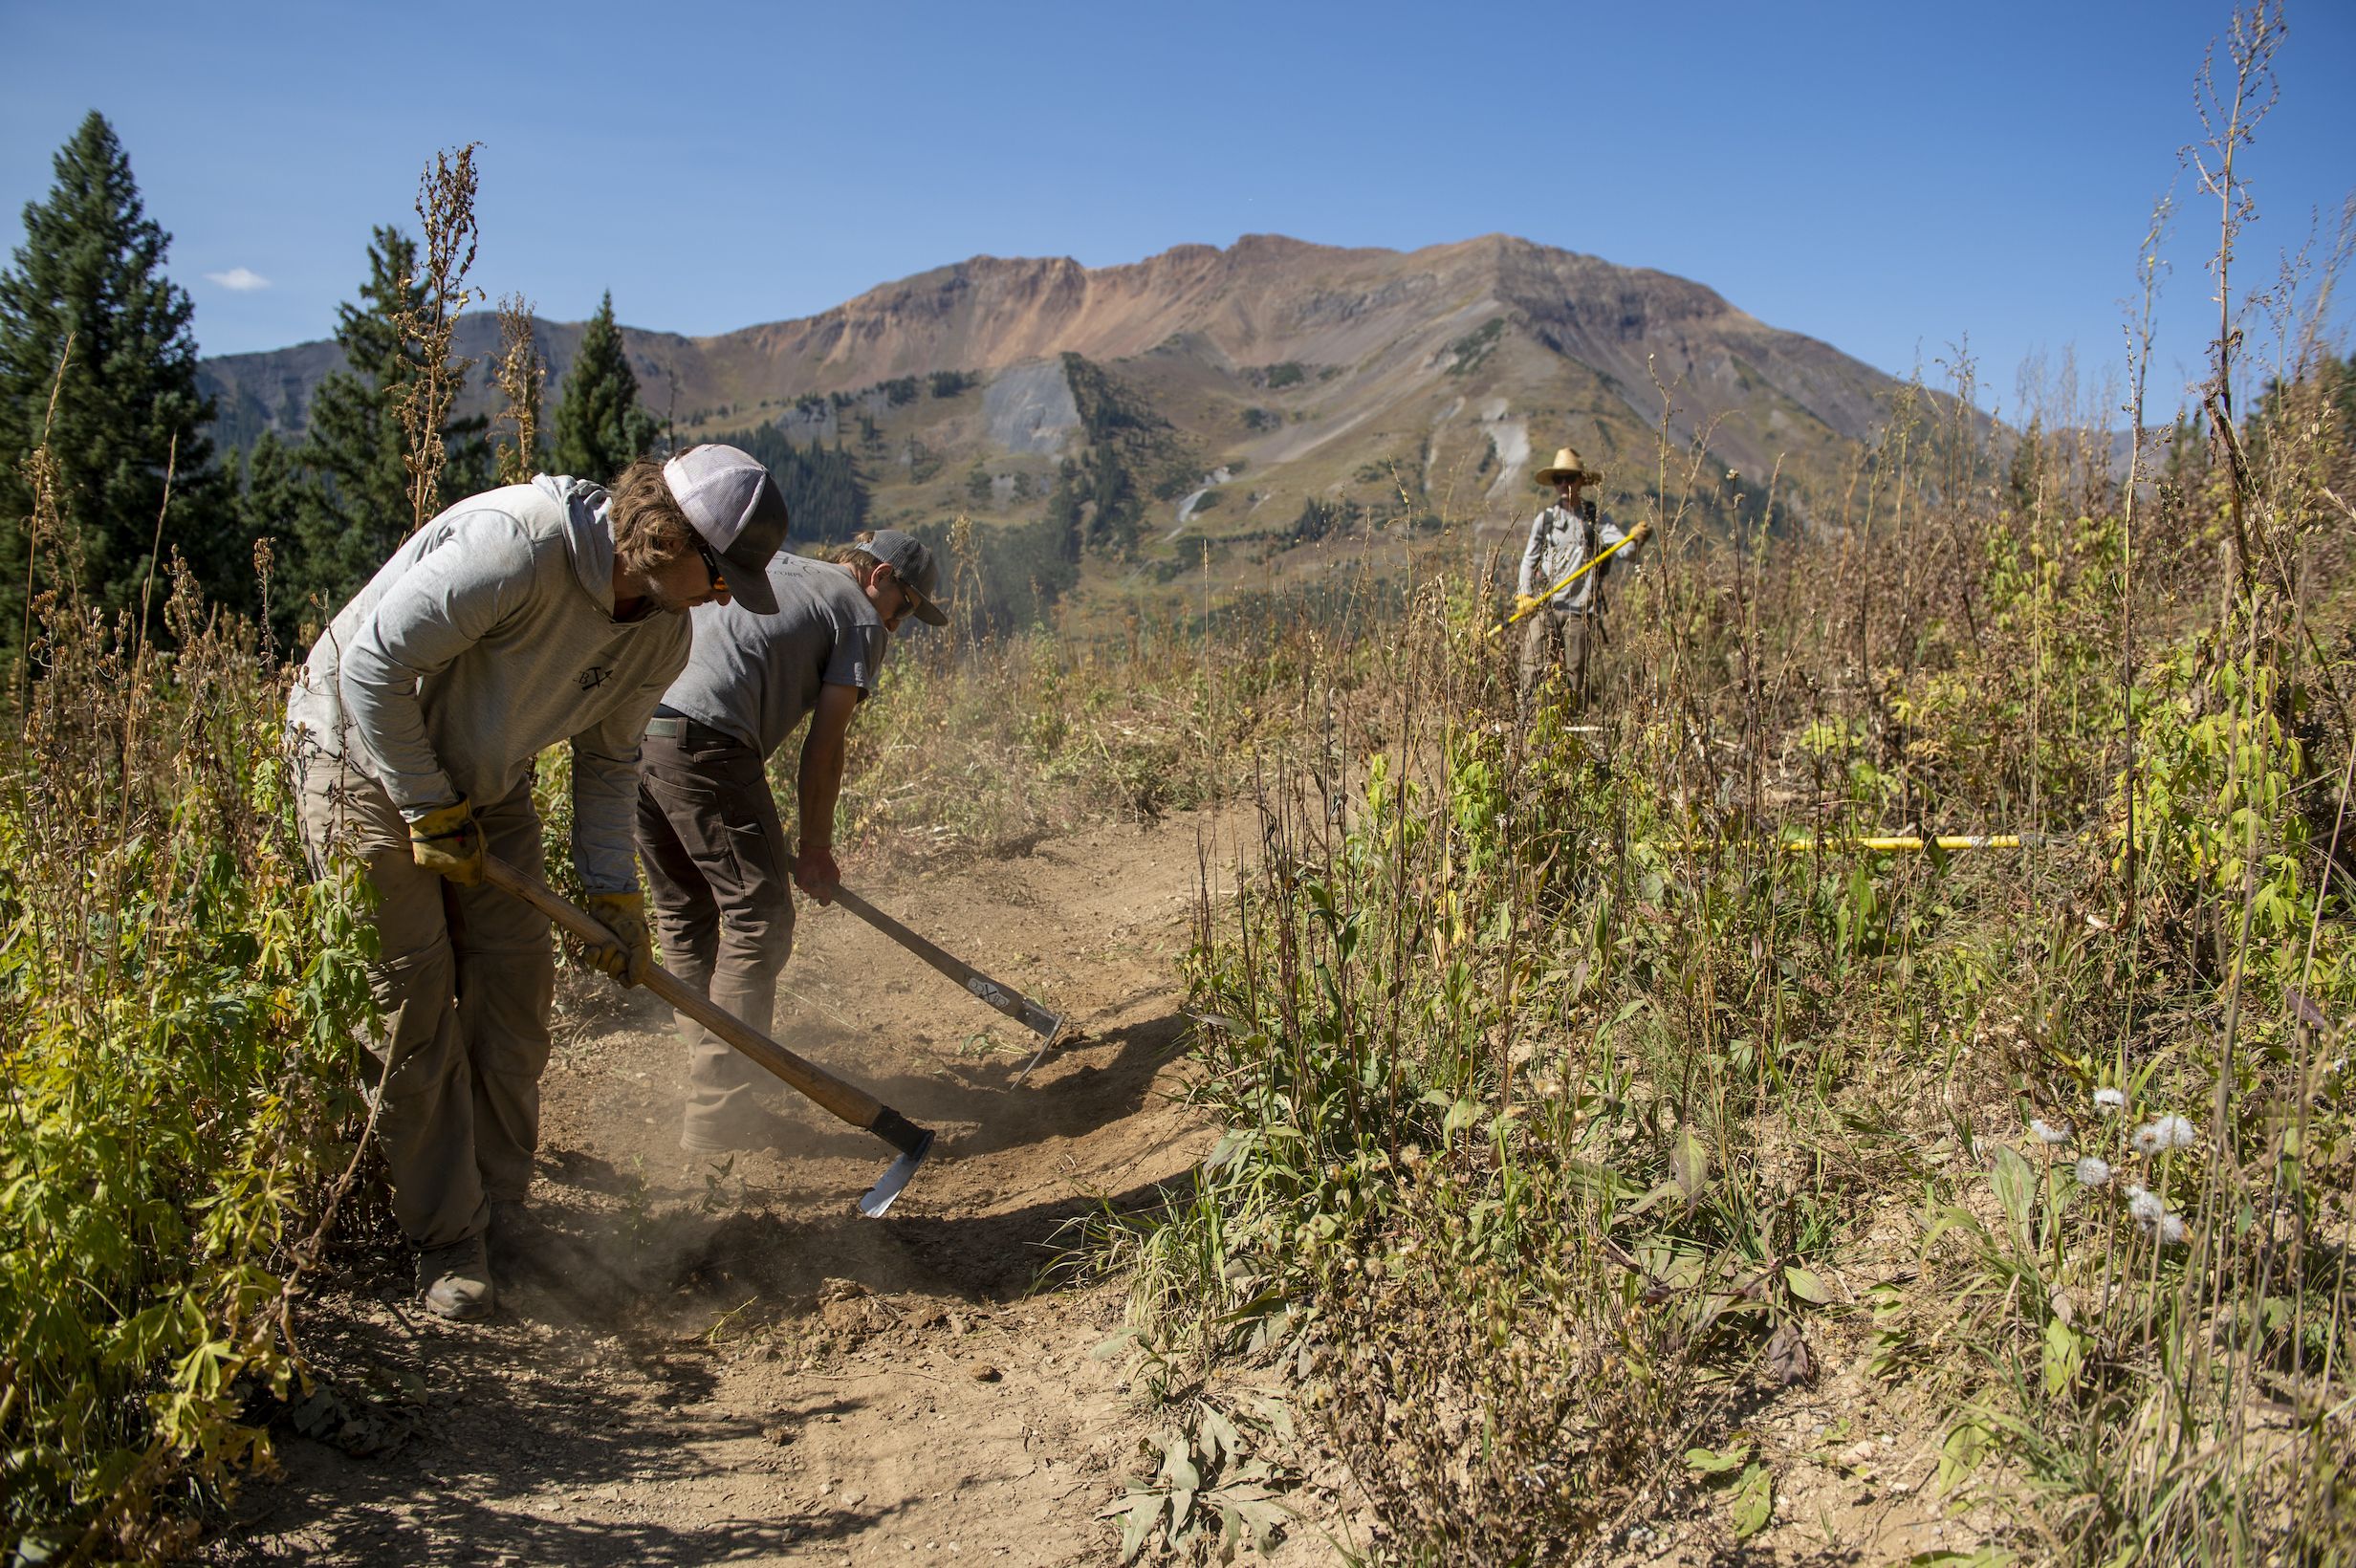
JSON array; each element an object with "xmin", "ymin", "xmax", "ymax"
[
  {"xmin": 0, "ymin": 111, "xmax": 233, "ymax": 648},
  {"xmin": 284, "ymin": 226, "xmax": 487, "ymax": 634},
  {"xmin": 551, "ymin": 291, "xmax": 657, "ymax": 482}
]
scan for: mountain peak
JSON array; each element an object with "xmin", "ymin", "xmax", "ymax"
[{"xmin": 201, "ymin": 233, "xmax": 1915, "ymax": 534}]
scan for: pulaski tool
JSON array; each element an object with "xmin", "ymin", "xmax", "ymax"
[
  {"xmin": 830, "ymin": 887, "xmax": 1066, "ymax": 1085},
  {"xmin": 482, "ymin": 858, "xmax": 934, "ymax": 1217}
]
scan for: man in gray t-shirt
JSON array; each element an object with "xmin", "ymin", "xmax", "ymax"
[{"xmin": 637, "ymin": 528, "xmax": 948, "ymax": 1152}]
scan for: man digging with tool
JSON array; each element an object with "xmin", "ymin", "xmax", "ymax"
[
  {"xmin": 635, "ymin": 528, "xmax": 947, "ymax": 1155},
  {"xmin": 1514, "ymin": 446, "xmax": 1650, "ymax": 709},
  {"xmin": 288, "ymin": 446, "xmax": 792, "ymax": 1320}
]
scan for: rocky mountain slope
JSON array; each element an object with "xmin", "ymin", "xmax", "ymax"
[{"xmin": 201, "ymin": 234, "xmax": 1922, "ymax": 583}]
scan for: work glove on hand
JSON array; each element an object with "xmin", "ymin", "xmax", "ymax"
[
  {"xmin": 582, "ymin": 890, "xmax": 654, "ymax": 988},
  {"xmin": 1513, "ymin": 593, "xmax": 1542, "ymax": 619},
  {"xmin": 1628, "ymin": 519, "xmax": 1655, "ymax": 545},
  {"xmin": 409, "ymin": 798, "xmax": 484, "ymax": 885}
]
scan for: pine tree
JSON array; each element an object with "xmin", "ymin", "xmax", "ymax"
[
  {"xmin": 0, "ymin": 111, "xmax": 235, "ymax": 649},
  {"xmin": 283, "ymin": 226, "xmax": 487, "ymax": 634},
  {"xmin": 551, "ymin": 291, "xmax": 657, "ymax": 482}
]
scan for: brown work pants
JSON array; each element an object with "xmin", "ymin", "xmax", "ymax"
[
  {"xmin": 294, "ymin": 747, "xmax": 555, "ymax": 1250},
  {"xmin": 1519, "ymin": 606, "xmax": 1598, "ymax": 710},
  {"xmin": 634, "ymin": 724, "xmax": 796, "ymax": 1145}
]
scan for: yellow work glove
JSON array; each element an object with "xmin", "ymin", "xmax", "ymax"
[
  {"xmin": 1512, "ymin": 593, "xmax": 1542, "ymax": 620},
  {"xmin": 582, "ymin": 890, "xmax": 653, "ymax": 988},
  {"xmin": 1628, "ymin": 519, "xmax": 1655, "ymax": 545},
  {"xmin": 408, "ymin": 798, "xmax": 483, "ymax": 885}
]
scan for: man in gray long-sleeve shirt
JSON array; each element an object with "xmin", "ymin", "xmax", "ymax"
[
  {"xmin": 636, "ymin": 529, "xmax": 945, "ymax": 1153},
  {"xmin": 288, "ymin": 445, "xmax": 790, "ymax": 1320},
  {"xmin": 1515, "ymin": 445, "xmax": 1650, "ymax": 708}
]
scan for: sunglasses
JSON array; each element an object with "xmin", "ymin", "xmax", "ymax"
[{"xmin": 691, "ymin": 537, "xmax": 728, "ymax": 594}]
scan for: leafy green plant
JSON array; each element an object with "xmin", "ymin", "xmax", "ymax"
[{"xmin": 2, "ymin": 554, "xmax": 376, "ymax": 1560}]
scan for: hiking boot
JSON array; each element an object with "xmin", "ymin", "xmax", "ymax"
[{"xmin": 416, "ymin": 1235, "xmax": 494, "ymax": 1321}]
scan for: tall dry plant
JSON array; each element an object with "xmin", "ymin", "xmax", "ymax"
[
  {"xmin": 491, "ymin": 291, "xmax": 543, "ymax": 486},
  {"xmin": 396, "ymin": 142, "xmax": 482, "ymax": 533},
  {"xmin": 12, "ymin": 333, "xmax": 71, "ymax": 710},
  {"xmin": 2190, "ymin": 1, "xmax": 2283, "ymax": 599}
]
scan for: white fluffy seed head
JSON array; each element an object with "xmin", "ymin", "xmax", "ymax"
[
  {"xmin": 2153, "ymin": 1114, "xmax": 2197, "ymax": 1150},
  {"xmin": 2075, "ymin": 1157, "xmax": 2111, "ymax": 1187},
  {"xmin": 2156, "ymin": 1213, "xmax": 2189, "ymax": 1246},
  {"xmin": 2133, "ymin": 1123, "xmax": 2164, "ymax": 1155},
  {"xmin": 2093, "ymin": 1087, "xmax": 2127, "ymax": 1114},
  {"xmin": 2127, "ymin": 1187, "xmax": 2165, "ymax": 1225},
  {"xmin": 2032, "ymin": 1119, "xmax": 2071, "ymax": 1145}
]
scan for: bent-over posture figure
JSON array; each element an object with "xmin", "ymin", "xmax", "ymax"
[
  {"xmin": 636, "ymin": 529, "xmax": 947, "ymax": 1153},
  {"xmin": 287, "ymin": 445, "xmax": 790, "ymax": 1318}
]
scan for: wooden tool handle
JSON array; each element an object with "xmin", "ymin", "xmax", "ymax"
[{"xmin": 482, "ymin": 857, "xmax": 924, "ymax": 1152}]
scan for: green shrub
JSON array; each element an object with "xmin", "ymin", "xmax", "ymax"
[{"xmin": 1, "ymin": 560, "xmax": 375, "ymax": 1561}]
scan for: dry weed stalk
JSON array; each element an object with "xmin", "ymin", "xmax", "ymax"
[
  {"xmin": 2189, "ymin": 1, "xmax": 2283, "ymax": 599},
  {"xmin": 396, "ymin": 142, "xmax": 482, "ymax": 532},
  {"xmin": 491, "ymin": 291, "xmax": 543, "ymax": 486}
]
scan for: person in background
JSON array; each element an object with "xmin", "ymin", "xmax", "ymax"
[
  {"xmin": 287, "ymin": 445, "xmax": 790, "ymax": 1320},
  {"xmin": 1514, "ymin": 445, "xmax": 1650, "ymax": 708},
  {"xmin": 636, "ymin": 528, "xmax": 947, "ymax": 1154}
]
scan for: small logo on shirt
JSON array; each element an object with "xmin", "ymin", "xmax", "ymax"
[{"xmin": 577, "ymin": 665, "xmax": 613, "ymax": 692}]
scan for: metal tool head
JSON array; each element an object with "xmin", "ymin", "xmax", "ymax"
[
  {"xmin": 856, "ymin": 1128, "xmax": 934, "ymax": 1218},
  {"xmin": 1008, "ymin": 1019, "xmax": 1069, "ymax": 1089},
  {"xmin": 967, "ymin": 976, "xmax": 1062, "ymax": 1040}
]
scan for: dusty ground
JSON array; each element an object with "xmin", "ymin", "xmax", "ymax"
[
  {"xmin": 199, "ymin": 799, "xmax": 1969, "ymax": 1567},
  {"xmin": 203, "ymin": 807, "xmax": 1319, "ymax": 1568}
]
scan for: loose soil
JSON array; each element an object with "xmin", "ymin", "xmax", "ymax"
[
  {"xmin": 202, "ymin": 803, "xmax": 1966, "ymax": 1567},
  {"xmin": 204, "ymin": 807, "xmax": 1296, "ymax": 1568}
]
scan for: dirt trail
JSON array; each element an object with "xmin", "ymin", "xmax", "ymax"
[{"xmin": 207, "ymin": 807, "xmax": 1271, "ymax": 1567}]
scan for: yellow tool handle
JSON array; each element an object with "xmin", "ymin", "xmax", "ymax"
[
  {"xmin": 481, "ymin": 856, "xmax": 905, "ymax": 1144},
  {"xmin": 1650, "ymin": 836, "xmax": 2033, "ymax": 852},
  {"xmin": 1505, "ymin": 531, "xmax": 1638, "ymax": 629}
]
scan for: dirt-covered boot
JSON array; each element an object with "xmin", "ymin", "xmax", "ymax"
[{"xmin": 416, "ymin": 1235, "xmax": 494, "ymax": 1321}]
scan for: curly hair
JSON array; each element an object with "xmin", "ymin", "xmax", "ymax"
[
  {"xmin": 828, "ymin": 531, "xmax": 882, "ymax": 571},
  {"xmin": 607, "ymin": 459, "xmax": 698, "ymax": 577}
]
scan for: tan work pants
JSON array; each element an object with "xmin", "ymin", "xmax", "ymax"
[
  {"xmin": 1519, "ymin": 605, "xmax": 1598, "ymax": 710},
  {"xmin": 295, "ymin": 746, "xmax": 555, "ymax": 1249},
  {"xmin": 633, "ymin": 723, "xmax": 796, "ymax": 1145}
]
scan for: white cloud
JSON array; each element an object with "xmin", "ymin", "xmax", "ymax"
[{"xmin": 204, "ymin": 267, "xmax": 272, "ymax": 292}]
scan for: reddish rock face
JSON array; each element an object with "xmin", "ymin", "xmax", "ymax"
[{"xmin": 204, "ymin": 232, "xmax": 1939, "ymax": 533}]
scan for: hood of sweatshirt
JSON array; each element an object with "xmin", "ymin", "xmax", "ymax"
[{"xmin": 540, "ymin": 473, "xmax": 618, "ymax": 615}]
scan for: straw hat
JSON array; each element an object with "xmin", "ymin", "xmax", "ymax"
[{"xmin": 1534, "ymin": 446, "xmax": 1594, "ymax": 487}]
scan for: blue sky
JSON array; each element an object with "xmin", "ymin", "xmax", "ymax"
[{"xmin": 4, "ymin": 0, "xmax": 2349, "ymax": 418}]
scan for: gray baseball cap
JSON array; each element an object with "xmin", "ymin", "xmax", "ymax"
[
  {"xmin": 662, "ymin": 444, "xmax": 791, "ymax": 615},
  {"xmin": 866, "ymin": 529, "xmax": 949, "ymax": 627}
]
